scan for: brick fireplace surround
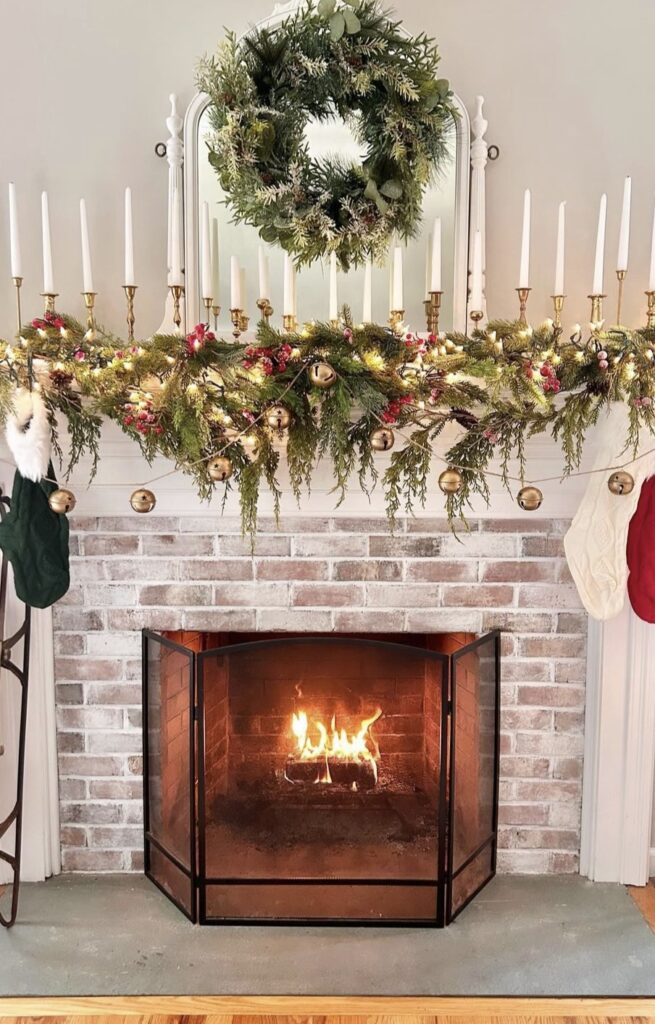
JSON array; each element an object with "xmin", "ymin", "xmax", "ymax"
[{"xmin": 54, "ymin": 514, "xmax": 586, "ymax": 876}]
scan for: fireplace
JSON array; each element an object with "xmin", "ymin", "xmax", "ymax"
[{"xmin": 142, "ymin": 629, "xmax": 500, "ymax": 926}]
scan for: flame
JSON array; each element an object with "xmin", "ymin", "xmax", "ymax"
[{"xmin": 288, "ymin": 707, "xmax": 382, "ymax": 785}]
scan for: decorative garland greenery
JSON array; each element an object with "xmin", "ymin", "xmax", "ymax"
[
  {"xmin": 197, "ymin": 0, "xmax": 456, "ymax": 268},
  {"xmin": 2, "ymin": 311, "xmax": 655, "ymax": 532}
]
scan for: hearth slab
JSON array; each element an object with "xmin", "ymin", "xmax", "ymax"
[{"xmin": 0, "ymin": 874, "xmax": 654, "ymax": 995}]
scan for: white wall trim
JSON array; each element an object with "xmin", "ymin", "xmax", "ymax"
[
  {"xmin": 650, "ymin": 847, "xmax": 655, "ymax": 877},
  {"xmin": 580, "ymin": 605, "xmax": 655, "ymax": 886}
]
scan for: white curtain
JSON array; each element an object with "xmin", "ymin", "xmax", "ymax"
[{"xmin": 0, "ymin": 569, "xmax": 60, "ymax": 883}]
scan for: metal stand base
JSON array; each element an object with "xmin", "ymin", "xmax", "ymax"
[{"xmin": 0, "ymin": 488, "xmax": 31, "ymax": 929}]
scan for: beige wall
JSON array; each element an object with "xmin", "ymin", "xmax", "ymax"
[{"xmin": 1, "ymin": 0, "xmax": 654, "ymax": 340}]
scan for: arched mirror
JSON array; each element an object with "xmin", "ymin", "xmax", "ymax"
[{"xmin": 183, "ymin": 1, "xmax": 476, "ymax": 335}]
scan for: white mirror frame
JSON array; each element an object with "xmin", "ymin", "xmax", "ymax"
[{"xmin": 163, "ymin": 3, "xmax": 488, "ymax": 335}]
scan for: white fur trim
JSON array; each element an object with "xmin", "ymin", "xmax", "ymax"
[{"xmin": 5, "ymin": 388, "xmax": 52, "ymax": 482}]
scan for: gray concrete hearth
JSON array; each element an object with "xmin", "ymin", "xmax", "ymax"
[{"xmin": 1, "ymin": 874, "xmax": 654, "ymax": 995}]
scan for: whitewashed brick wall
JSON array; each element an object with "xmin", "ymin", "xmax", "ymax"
[{"xmin": 54, "ymin": 514, "xmax": 586, "ymax": 875}]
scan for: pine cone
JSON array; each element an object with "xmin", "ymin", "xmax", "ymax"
[{"xmin": 450, "ymin": 407, "xmax": 478, "ymax": 430}]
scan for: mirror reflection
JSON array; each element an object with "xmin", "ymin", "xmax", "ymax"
[{"xmin": 197, "ymin": 106, "xmax": 458, "ymax": 332}]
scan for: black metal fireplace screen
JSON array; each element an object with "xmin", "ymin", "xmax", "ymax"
[{"xmin": 142, "ymin": 629, "xmax": 500, "ymax": 926}]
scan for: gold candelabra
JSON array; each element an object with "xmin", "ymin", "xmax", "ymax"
[
  {"xmin": 41, "ymin": 292, "xmax": 58, "ymax": 314},
  {"xmin": 230, "ymin": 307, "xmax": 244, "ymax": 340},
  {"xmin": 256, "ymin": 298, "xmax": 273, "ymax": 324},
  {"xmin": 211, "ymin": 304, "xmax": 220, "ymax": 331},
  {"xmin": 169, "ymin": 284, "xmax": 184, "ymax": 333},
  {"xmin": 646, "ymin": 291, "xmax": 655, "ymax": 329},
  {"xmin": 588, "ymin": 293, "xmax": 605, "ymax": 324},
  {"xmin": 516, "ymin": 287, "xmax": 531, "ymax": 325},
  {"xmin": 389, "ymin": 309, "xmax": 404, "ymax": 334},
  {"xmin": 202, "ymin": 297, "xmax": 213, "ymax": 325},
  {"xmin": 551, "ymin": 294, "xmax": 565, "ymax": 331},
  {"xmin": 425, "ymin": 291, "xmax": 442, "ymax": 335},
  {"xmin": 12, "ymin": 277, "xmax": 22, "ymax": 334},
  {"xmin": 82, "ymin": 291, "xmax": 97, "ymax": 334},
  {"xmin": 616, "ymin": 270, "xmax": 627, "ymax": 325},
  {"xmin": 123, "ymin": 285, "xmax": 137, "ymax": 342},
  {"xmin": 469, "ymin": 309, "xmax": 484, "ymax": 328},
  {"xmin": 282, "ymin": 314, "xmax": 297, "ymax": 333}
]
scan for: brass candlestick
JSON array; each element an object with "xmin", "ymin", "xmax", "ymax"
[
  {"xmin": 425, "ymin": 291, "xmax": 442, "ymax": 335},
  {"xmin": 230, "ymin": 307, "xmax": 243, "ymax": 340},
  {"xmin": 616, "ymin": 270, "xmax": 627, "ymax": 325},
  {"xmin": 516, "ymin": 287, "xmax": 531, "ymax": 325},
  {"xmin": 256, "ymin": 298, "xmax": 273, "ymax": 325},
  {"xmin": 646, "ymin": 291, "xmax": 655, "ymax": 329},
  {"xmin": 41, "ymin": 292, "xmax": 58, "ymax": 314},
  {"xmin": 82, "ymin": 292, "xmax": 97, "ymax": 335},
  {"xmin": 169, "ymin": 284, "xmax": 184, "ymax": 333},
  {"xmin": 239, "ymin": 313, "xmax": 250, "ymax": 334},
  {"xmin": 389, "ymin": 309, "xmax": 405, "ymax": 334},
  {"xmin": 12, "ymin": 277, "xmax": 23, "ymax": 334},
  {"xmin": 123, "ymin": 285, "xmax": 137, "ymax": 342},
  {"xmin": 551, "ymin": 294, "xmax": 565, "ymax": 330},
  {"xmin": 282, "ymin": 314, "xmax": 297, "ymax": 334},
  {"xmin": 469, "ymin": 309, "xmax": 484, "ymax": 329},
  {"xmin": 588, "ymin": 293, "xmax": 606, "ymax": 324},
  {"xmin": 202, "ymin": 297, "xmax": 213, "ymax": 325}
]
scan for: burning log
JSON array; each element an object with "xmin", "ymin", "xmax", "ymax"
[
  {"xmin": 284, "ymin": 758, "xmax": 322, "ymax": 785},
  {"xmin": 284, "ymin": 756, "xmax": 377, "ymax": 790}
]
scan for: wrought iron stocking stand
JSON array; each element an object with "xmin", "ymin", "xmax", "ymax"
[{"xmin": 0, "ymin": 488, "xmax": 31, "ymax": 928}]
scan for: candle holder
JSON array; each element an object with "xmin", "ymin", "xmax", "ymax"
[
  {"xmin": 230, "ymin": 307, "xmax": 243, "ymax": 341},
  {"xmin": 123, "ymin": 285, "xmax": 137, "ymax": 342},
  {"xmin": 82, "ymin": 291, "xmax": 97, "ymax": 335},
  {"xmin": 282, "ymin": 314, "xmax": 297, "ymax": 334},
  {"xmin": 256, "ymin": 298, "xmax": 273, "ymax": 325},
  {"xmin": 551, "ymin": 294, "xmax": 565, "ymax": 331},
  {"xmin": 202, "ymin": 297, "xmax": 214, "ymax": 327},
  {"xmin": 616, "ymin": 270, "xmax": 627, "ymax": 325},
  {"xmin": 239, "ymin": 313, "xmax": 250, "ymax": 334},
  {"xmin": 425, "ymin": 291, "xmax": 443, "ymax": 335},
  {"xmin": 211, "ymin": 304, "xmax": 221, "ymax": 331},
  {"xmin": 645, "ymin": 291, "xmax": 655, "ymax": 329},
  {"xmin": 169, "ymin": 284, "xmax": 184, "ymax": 333},
  {"xmin": 389, "ymin": 309, "xmax": 405, "ymax": 334},
  {"xmin": 588, "ymin": 293, "xmax": 606, "ymax": 324},
  {"xmin": 330, "ymin": 318, "xmax": 340, "ymax": 330},
  {"xmin": 12, "ymin": 277, "xmax": 23, "ymax": 335},
  {"xmin": 41, "ymin": 292, "xmax": 58, "ymax": 314},
  {"xmin": 516, "ymin": 287, "xmax": 531, "ymax": 325},
  {"xmin": 469, "ymin": 309, "xmax": 484, "ymax": 329}
]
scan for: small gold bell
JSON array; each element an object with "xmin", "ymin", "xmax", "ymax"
[
  {"xmin": 130, "ymin": 488, "xmax": 157, "ymax": 514},
  {"xmin": 517, "ymin": 485, "xmax": 543, "ymax": 511},
  {"xmin": 48, "ymin": 488, "xmax": 76, "ymax": 514},
  {"xmin": 438, "ymin": 467, "xmax": 463, "ymax": 495},
  {"xmin": 265, "ymin": 403, "xmax": 292, "ymax": 431},
  {"xmin": 370, "ymin": 426, "xmax": 395, "ymax": 451},
  {"xmin": 308, "ymin": 361, "xmax": 337, "ymax": 389},
  {"xmin": 607, "ymin": 470, "xmax": 635, "ymax": 495},
  {"xmin": 207, "ymin": 456, "xmax": 233, "ymax": 482}
]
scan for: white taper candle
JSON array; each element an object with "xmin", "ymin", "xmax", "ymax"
[
  {"xmin": 519, "ymin": 189, "xmax": 531, "ymax": 289},
  {"xmin": 649, "ymin": 198, "xmax": 655, "ymax": 292},
  {"xmin": 592, "ymin": 193, "xmax": 607, "ymax": 295},
  {"xmin": 8, "ymin": 183, "xmax": 21, "ymax": 279},
  {"xmin": 240, "ymin": 267, "xmax": 248, "ymax": 313},
  {"xmin": 79, "ymin": 199, "xmax": 94, "ymax": 293},
  {"xmin": 283, "ymin": 254, "xmax": 294, "ymax": 316},
  {"xmin": 554, "ymin": 201, "xmax": 566, "ymax": 296},
  {"xmin": 211, "ymin": 218, "xmax": 220, "ymax": 303},
  {"xmin": 392, "ymin": 246, "xmax": 403, "ymax": 310},
  {"xmin": 617, "ymin": 176, "xmax": 631, "ymax": 272},
  {"xmin": 230, "ymin": 255, "xmax": 241, "ymax": 309},
  {"xmin": 362, "ymin": 258, "xmax": 372, "ymax": 323},
  {"xmin": 258, "ymin": 246, "xmax": 270, "ymax": 299},
  {"xmin": 430, "ymin": 217, "xmax": 442, "ymax": 292},
  {"xmin": 124, "ymin": 187, "xmax": 135, "ymax": 286},
  {"xmin": 471, "ymin": 230, "xmax": 483, "ymax": 312},
  {"xmin": 170, "ymin": 188, "xmax": 183, "ymax": 286},
  {"xmin": 41, "ymin": 191, "xmax": 54, "ymax": 294},
  {"xmin": 200, "ymin": 202, "xmax": 212, "ymax": 299}
]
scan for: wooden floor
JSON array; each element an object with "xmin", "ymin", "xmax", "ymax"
[
  {"xmin": 630, "ymin": 878, "xmax": 655, "ymax": 934},
  {"xmin": 3, "ymin": 998, "xmax": 655, "ymax": 1023}
]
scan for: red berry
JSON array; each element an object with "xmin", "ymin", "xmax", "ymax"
[{"xmin": 539, "ymin": 365, "xmax": 550, "ymax": 377}]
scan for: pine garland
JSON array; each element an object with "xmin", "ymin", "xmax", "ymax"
[
  {"xmin": 2, "ymin": 310, "xmax": 655, "ymax": 533},
  {"xmin": 196, "ymin": 0, "xmax": 457, "ymax": 268}
]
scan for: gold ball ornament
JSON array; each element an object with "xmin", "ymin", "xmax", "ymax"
[
  {"xmin": 517, "ymin": 485, "xmax": 543, "ymax": 511},
  {"xmin": 207, "ymin": 455, "xmax": 233, "ymax": 482},
  {"xmin": 308, "ymin": 361, "xmax": 337, "ymax": 389},
  {"xmin": 369, "ymin": 426, "xmax": 395, "ymax": 452},
  {"xmin": 130, "ymin": 488, "xmax": 157, "ymax": 514},
  {"xmin": 607, "ymin": 470, "xmax": 635, "ymax": 495},
  {"xmin": 438, "ymin": 467, "xmax": 463, "ymax": 495},
  {"xmin": 265, "ymin": 403, "xmax": 292, "ymax": 431},
  {"xmin": 48, "ymin": 488, "xmax": 76, "ymax": 514}
]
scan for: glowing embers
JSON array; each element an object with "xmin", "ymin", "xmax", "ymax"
[{"xmin": 285, "ymin": 707, "xmax": 382, "ymax": 789}]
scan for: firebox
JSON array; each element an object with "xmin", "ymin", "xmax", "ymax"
[{"xmin": 142, "ymin": 629, "xmax": 500, "ymax": 926}]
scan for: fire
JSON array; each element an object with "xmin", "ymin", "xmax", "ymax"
[{"xmin": 286, "ymin": 707, "xmax": 382, "ymax": 787}]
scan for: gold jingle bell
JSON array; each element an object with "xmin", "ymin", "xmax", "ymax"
[
  {"xmin": 370, "ymin": 426, "xmax": 395, "ymax": 452},
  {"xmin": 265, "ymin": 403, "xmax": 292, "ymax": 431},
  {"xmin": 608, "ymin": 470, "xmax": 635, "ymax": 495},
  {"xmin": 130, "ymin": 488, "xmax": 157, "ymax": 514},
  {"xmin": 517, "ymin": 485, "xmax": 543, "ymax": 511},
  {"xmin": 438, "ymin": 467, "xmax": 463, "ymax": 495},
  {"xmin": 48, "ymin": 488, "xmax": 76, "ymax": 514},
  {"xmin": 308, "ymin": 361, "xmax": 337, "ymax": 389},
  {"xmin": 208, "ymin": 455, "xmax": 233, "ymax": 482}
]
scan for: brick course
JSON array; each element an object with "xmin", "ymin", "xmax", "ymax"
[{"xmin": 54, "ymin": 515, "xmax": 586, "ymax": 875}]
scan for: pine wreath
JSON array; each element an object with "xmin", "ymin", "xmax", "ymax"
[{"xmin": 197, "ymin": 0, "xmax": 457, "ymax": 269}]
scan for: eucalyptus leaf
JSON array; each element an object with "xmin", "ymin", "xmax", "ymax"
[
  {"xmin": 435, "ymin": 78, "xmax": 450, "ymax": 98},
  {"xmin": 380, "ymin": 179, "xmax": 403, "ymax": 200},
  {"xmin": 317, "ymin": 0, "xmax": 336, "ymax": 17},
  {"xmin": 329, "ymin": 11, "xmax": 346, "ymax": 40},
  {"xmin": 260, "ymin": 226, "xmax": 278, "ymax": 243},
  {"xmin": 343, "ymin": 9, "xmax": 361, "ymax": 33},
  {"xmin": 343, "ymin": 0, "xmax": 362, "ymax": 6}
]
